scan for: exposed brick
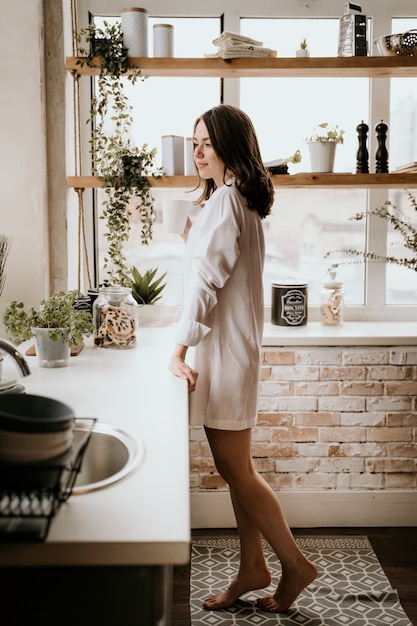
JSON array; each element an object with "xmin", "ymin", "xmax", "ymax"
[
  {"xmin": 295, "ymin": 412, "xmax": 340, "ymax": 427},
  {"xmin": 294, "ymin": 381, "xmax": 340, "ymax": 396},
  {"xmin": 260, "ymin": 366, "xmax": 272, "ymax": 380},
  {"xmin": 385, "ymin": 381, "xmax": 417, "ymax": 396},
  {"xmin": 201, "ymin": 474, "xmax": 226, "ymax": 489},
  {"xmin": 341, "ymin": 381, "xmax": 385, "ymax": 396},
  {"xmin": 390, "ymin": 349, "xmax": 417, "ymax": 365},
  {"xmin": 296, "ymin": 349, "xmax": 342, "ymax": 365},
  {"xmin": 319, "ymin": 397, "xmax": 366, "ymax": 412},
  {"xmin": 366, "ymin": 458, "xmax": 416, "ymax": 473},
  {"xmin": 341, "ymin": 412, "xmax": 385, "ymax": 427},
  {"xmin": 367, "ymin": 426, "xmax": 413, "ymax": 442},
  {"xmin": 320, "ymin": 427, "xmax": 367, "ymax": 443},
  {"xmin": 263, "ymin": 350, "xmax": 295, "ymax": 365},
  {"xmin": 272, "ymin": 427, "xmax": 318, "ymax": 443},
  {"xmin": 368, "ymin": 365, "xmax": 413, "ymax": 380},
  {"xmin": 343, "ymin": 350, "xmax": 389, "ymax": 365},
  {"xmin": 259, "ymin": 381, "xmax": 293, "ymax": 397},
  {"xmin": 257, "ymin": 412, "xmax": 294, "ymax": 426},
  {"xmin": 321, "ymin": 366, "xmax": 366, "ymax": 381},
  {"xmin": 190, "ymin": 345, "xmax": 417, "ymax": 495},
  {"xmin": 270, "ymin": 365, "xmax": 320, "ymax": 381},
  {"xmin": 386, "ymin": 442, "xmax": 417, "ymax": 457}
]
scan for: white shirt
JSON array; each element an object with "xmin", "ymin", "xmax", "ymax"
[{"xmin": 175, "ymin": 182, "xmax": 265, "ymax": 430}]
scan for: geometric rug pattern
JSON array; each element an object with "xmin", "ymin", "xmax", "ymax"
[{"xmin": 191, "ymin": 536, "xmax": 412, "ymax": 626}]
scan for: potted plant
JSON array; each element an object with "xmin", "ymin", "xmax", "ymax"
[
  {"xmin": 76, "ymin": 21, "xmax": 162, "ymax": 287},
  {"xmin": 296, "ymin": 38, "xmax": 310, "ymax": 57},
  {"xmin": 324, "ymin": 190, "xmax": 417, "ymax": 274},
  {"xmin": 129, "ymin": 266, "xmax": 173, "ymax": 327},
  {"xmin": 2, "ymin": 290, "xmax": 94, "ymax": 368},
  {"xmin": 305, "ymin": 122, "xmax": 345, "ymax": 173}
]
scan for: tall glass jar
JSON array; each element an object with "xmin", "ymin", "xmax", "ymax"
[
  {"xmin": 93, "ymin": 286, "xmax": 138, "ymax": 348},
  {"xmin": 320, "ymin": 271, "xmax": 345, "ymax": 325}
]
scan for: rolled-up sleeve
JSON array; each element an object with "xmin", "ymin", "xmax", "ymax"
[{"xmin": 175, "ymin": 187, "xmax": 243, "ymax": 346}]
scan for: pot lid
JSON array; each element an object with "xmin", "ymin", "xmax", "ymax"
[{"xmin": 323, "ymin": 270, "xmax": 343, "ymax": 289}]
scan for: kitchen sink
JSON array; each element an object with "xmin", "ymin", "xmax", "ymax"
[{"xmin": 72, "ymin": 423, "xmax": 145, "ymax": 494}]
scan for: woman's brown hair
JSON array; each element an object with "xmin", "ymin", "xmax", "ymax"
[{"xmin": 193, "ymin": 104, "xmax": 274, "ymax": 219}]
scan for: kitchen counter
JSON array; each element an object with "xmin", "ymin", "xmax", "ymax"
[{"xmin": 0, "ymin": 328, "xmax": 190, "ymax": 567}]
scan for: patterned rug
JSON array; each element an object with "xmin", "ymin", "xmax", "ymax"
[{"xmin": 191, "ymin": 536, "xmax": 412, "ymax": 626}]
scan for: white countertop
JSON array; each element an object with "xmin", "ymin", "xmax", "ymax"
[{"xmin": 0, "ymin": 328, "xmax": 190, "ymax": 567}]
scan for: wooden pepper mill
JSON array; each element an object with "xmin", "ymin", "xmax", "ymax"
[
  {"xmin": 356, "ymin": 121, "xmax": 369, "ymax": 173},
  {"xmin": 375, "ymin": 120, "xmax": 389, "ymax": 173}
]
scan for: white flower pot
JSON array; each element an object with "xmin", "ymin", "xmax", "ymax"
[
  {"xmin": 296, "ymin": 49, "xmax": 310, "ymax": 57},
  {"xmin": 307, "ymin": 141, "xmax": 337, "ymax": 173}
]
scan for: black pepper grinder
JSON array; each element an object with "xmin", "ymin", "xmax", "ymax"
[
  {"xmin": 375, "ymin": 120, "xmax": 389, "ymax": 173},
  {"xmin": 356, "ymin": 121, "xmax": 369, "ymax": 173}
]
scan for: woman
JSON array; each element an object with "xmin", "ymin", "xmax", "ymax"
[{"xmin": 169, "ymin": 104, "xmax": 317, "ymax": 613}]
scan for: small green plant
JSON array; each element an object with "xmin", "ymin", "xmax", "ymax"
[
  {"xmin": 3, "ymin": 290, "xmax": 94, "ymax": 347},
  {"xmin": 285, "ymin": 149, "xmax": 302, "ymax": 164},
  {"xmin": 324, "ymin": 190, "xmax": 417, "ymax": 273},
  {"xmin": 300, "ymin": 38, "xmax": 308, "ymax": 50},
  {"xmin": 130, "ymin": 267, "xmax": 167, "ymax": 305},
  {"xmin": 306, "ymin": 122, "xmax": 345, "ymax": 144}
]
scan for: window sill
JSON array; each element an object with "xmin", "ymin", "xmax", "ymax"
[{"xmin": 262, "ymin": 321, "xmax": 417, "ymax": 346}]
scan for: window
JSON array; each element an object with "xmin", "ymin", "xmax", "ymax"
[{"xmin": 74, "ymin": 1, "xmax": 417, "ymax": 320}]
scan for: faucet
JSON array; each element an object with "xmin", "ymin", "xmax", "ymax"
[{"xmin": 0, "ymin": 338, "xmax": 31, "ymax": 376}]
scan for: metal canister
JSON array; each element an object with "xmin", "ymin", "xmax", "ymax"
[{"xmin": 271, "ymin": 281, "xmax": 308, "ymax": 327}]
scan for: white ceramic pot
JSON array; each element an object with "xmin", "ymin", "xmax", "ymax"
[
  {"xmin": 296, "ymin": 49, "xmax": 310, "ymax": 57},
  {"xmin": 307, "ymin": 141, "xmax": 337, "ymax": 173},
  {"xmin": 121, "ymin": 7, "xmax": 148, "ymax": 57}
]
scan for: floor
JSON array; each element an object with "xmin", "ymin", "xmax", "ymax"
[{"xmin": 172, "ymin": 527, "xmax": 417, "ymax": 626}]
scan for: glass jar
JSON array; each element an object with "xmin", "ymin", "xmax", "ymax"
[
  {"xmin": 320, "ymin": 271, "xmax": 344, "ymax": 325},
  {"xmin": 93, "ymin": 286, "xmax": 138, "ymax": 348}
]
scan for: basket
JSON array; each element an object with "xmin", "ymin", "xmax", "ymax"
[
  {"xmin": 0, "ymin": 418, "xmax": 96, "ymax": 541},
  {"xmin": 374, "ymin": 30, "xmax": 417, "ymax": 56}
]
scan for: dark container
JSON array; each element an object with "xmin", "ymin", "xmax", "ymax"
[{"xmin": 271, "ymin": 281, "xmax": 308, "ymax": 327}]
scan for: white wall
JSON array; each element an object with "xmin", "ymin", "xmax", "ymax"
[{"xmin": 0, "ymin": 0, "xmax": 48, "ymax": 333}]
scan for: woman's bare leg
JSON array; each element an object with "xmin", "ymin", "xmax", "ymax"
[
  {"xmin": 203, "ymin": 485, "xmax": 272, "ymax": 610},
  {"xmin": 204, "ymin": 427, "xmax": 317, "ymax": 613}
]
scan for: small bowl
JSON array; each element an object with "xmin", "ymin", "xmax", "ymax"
[
  {"xmin": 0, "ymin": 394, "xmax": 75, "ymax": 464},
  {"xmin": 374, "ymin": 31, "xmax": 417, "ymax": 56},
  {"xmin": 0, "ymin": 394, "xmax": 74, "ymax": 433}
]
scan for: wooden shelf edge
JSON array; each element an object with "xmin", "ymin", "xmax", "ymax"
[
  {"xmin": 67, "ymin": 173, "xmax": 417, "ymax": 190},
  {"xmin": 66, "ymin": 56, "xmax": 417, "ymax": 78}
]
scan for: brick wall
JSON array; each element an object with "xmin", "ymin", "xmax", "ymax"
[{"xmin": 189, "ymin": 345, "xmax": 417, "ymax": 493}]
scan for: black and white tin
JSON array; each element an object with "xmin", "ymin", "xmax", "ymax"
[{"xmin": 271, "ymin": 281, "xmax": 308, "ymax": 327}]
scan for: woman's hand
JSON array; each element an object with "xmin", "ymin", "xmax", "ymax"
[{"xmin": 169, "ymin": 344, "xmax": 198, "ymax": 393}]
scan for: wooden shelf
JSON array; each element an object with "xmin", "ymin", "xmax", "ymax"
[
  {"xmin": 67, "ymin": 173, "xmax": 417, "ymax": 190},
  {"xmin": 66, "ymin": 55, "xmax": 417, "ymax": 79}
]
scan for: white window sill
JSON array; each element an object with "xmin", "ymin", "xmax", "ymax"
[{"xmin": 262, "ymin": 321, "xmax": 417, "ymax": 346}]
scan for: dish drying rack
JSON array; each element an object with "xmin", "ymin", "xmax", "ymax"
[{"xmin": 0, "ymin": 418, "xmax": 96, "ymax": 542}]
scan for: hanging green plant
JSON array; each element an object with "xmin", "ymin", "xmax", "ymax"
[{"xmin": 75, "ymin": 21, "xmax": 162, "ymax": 286}]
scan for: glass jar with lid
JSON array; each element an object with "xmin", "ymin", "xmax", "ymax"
[
  {"xmin": 320, "ymin": 270, "xmax": 345, "ymax": 325},
  {"xmin": 93, "ymin": 286, "xmax": 138, "ymax": 348}
]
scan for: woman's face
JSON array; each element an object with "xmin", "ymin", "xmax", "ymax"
[{"xmin": 193, "ymin": 120, "xmax": 226, "ymax": 187}]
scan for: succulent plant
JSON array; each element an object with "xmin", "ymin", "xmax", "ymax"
[{"xmin": 129, "ymin": 267, "xmax": 167, "ymax": 305}]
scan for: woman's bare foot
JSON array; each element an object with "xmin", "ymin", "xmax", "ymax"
[
  {"xmin": 203, "ymin": 567, "xmax": 272, "ymax": 611},
  {"xmin": 257, "ymin": 558, "xmax": 317, "ymax": 613}
]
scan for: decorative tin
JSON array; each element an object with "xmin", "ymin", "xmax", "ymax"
[
  {"xmin": 153, "ymin": 23, "xmax": 174, "ymax": 57},
  {"xmin": 271, "ymin": 281, "xmax": 308, "ymax": 327},
  {"xmin": 121, "ymin": 7, "xmax": 148, "ymax": 57}
]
